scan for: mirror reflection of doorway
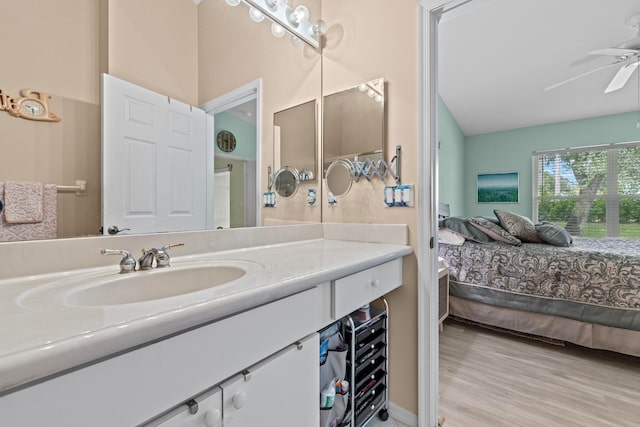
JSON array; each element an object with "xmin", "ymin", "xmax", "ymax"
[{"xmin": 212, "ymin": 99, "xmax": 258, "ymax": 229}]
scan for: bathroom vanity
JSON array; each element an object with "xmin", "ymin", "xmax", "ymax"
[{"xmin": 0, "ymin": 224, "xmax": 411, "ymax": 426}]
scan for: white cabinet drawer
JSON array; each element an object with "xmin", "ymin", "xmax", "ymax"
[
  {"xmin": 145, "ymin": 387, "xmax": 223, "ymax": 427},
  {"xmin": 332, "ymin": 258, "xmax": 402, "ymax": 319}
]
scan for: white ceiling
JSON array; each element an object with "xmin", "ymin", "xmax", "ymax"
[
  {"xmin": 225, "ymin": 99, "xmax": 257, "ymax": 126},
  {"xmin": 438, "ymin": 0, "xmax": 640, "ymax": 136}
]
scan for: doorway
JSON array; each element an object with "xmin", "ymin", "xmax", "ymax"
[{"xmin": 202, "ymin": 79, "xmax": 262, "ymax": 228}]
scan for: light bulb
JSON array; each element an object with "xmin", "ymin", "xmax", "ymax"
[
  {"xmin": 367, "ymin": 88, "xmax": 376, "ymax": 98},
  {"xmin": 290, "ymin": 35, "xmax": 303, "ymax": 47},
  {"xmin": 358, "ymin": 84, "xmax": 368, "ymax": 92},
  {"xmin": 311, "ymin": 20, "xmax": 327, "ymax": 36},
  {"xmin": 225, "ymin": 0, "xmax": 241, "ymax": 6},
  {"xmin": 271, "ymin": 23, "xmax": 286, "ymax": 38},
  {"xmin": 287, "ymin": 5, "xmax": 309, "ymax": 26},
  {"xmin": 264, "ymin": 0, "xmax": 278, "ymax": 11},
  {"xmin": 249, "ymin": 7, "xmax": 264, "ymax": 22},
  {"xmin": 375, "ymin": 94, "xmax": 383, "ymax": 103}
]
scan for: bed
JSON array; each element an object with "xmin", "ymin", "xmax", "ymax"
[{"xmin": 439, "ymin": 231, "xmax": 640, "ymax": 357}]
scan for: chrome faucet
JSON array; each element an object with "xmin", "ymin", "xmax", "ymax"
[
  {"xmin": 138, "ymin": 243, "xmax": 185, "ymax": 270},
  {"xmin": 101, "ymin": 249, "xmax": 137, "ymax": 274}
]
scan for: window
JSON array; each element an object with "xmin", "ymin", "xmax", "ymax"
[{"xmin": 533, "ymin": 142, "xmax": 640, "ymax": 238}]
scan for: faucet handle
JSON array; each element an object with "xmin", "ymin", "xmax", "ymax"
[
  {"xmin": 101, "ymin": 249, "xmax": 136, "ymax": 273},
  {"xmin": 156, "ymin": 242, "xmax": 185, "ymax": 268}
]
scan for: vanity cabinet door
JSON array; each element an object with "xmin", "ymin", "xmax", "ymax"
[
  {"xmin": 220, "ymin": 333, "xmax": 318, "ymax": 427},
  {"xmin": 145, "ymin": 387, "xmax": 222, "ymax": 427}
]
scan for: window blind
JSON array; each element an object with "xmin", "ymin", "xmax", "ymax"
[{"xmin": 533, "ymin": 142, "xmax": 640, "ymax": 238}]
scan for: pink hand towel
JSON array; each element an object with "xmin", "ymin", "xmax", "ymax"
[
  {"xmin": 4, "ymin": 181, "xmax": 44, "ymax": 223},
  {"xmin": 0, "ymin": 183, "xmax": 57, "ymax": 241}
]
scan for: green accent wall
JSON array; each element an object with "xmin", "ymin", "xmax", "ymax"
[
  {"xmin": 438, "ymin": 97, "xmax": 465, "ymax": 216},
  {"xmin": 463, "ymin": 111, "xmax": 640, "ymax": 218},
  {"xmin": 214, "ymin": 111, "xmax": 257, "ymax": 161}
]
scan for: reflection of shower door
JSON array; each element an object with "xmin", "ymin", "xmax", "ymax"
[
  {"xmin": 102, "ymin": 74, "xmax": 207, "ymax": 235},
  {"xmin": 214, "ymin": 170, "xmax": 231, "ymax": 229}
]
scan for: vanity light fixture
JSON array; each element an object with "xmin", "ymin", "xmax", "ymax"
[
  {"xmin": 225, "ymin": 0, "xmax": 326, "ymax": 49},
  {"xmin": 249, "ymin": 7, "xmax": 265, "ymax": 22},
  {"xmin": 271, "ymin": 23, "xmax": 286, "ymax": 38},
  {"xmin": 359, "ymin": 83, "xmax": 384, "ymax": 104}
]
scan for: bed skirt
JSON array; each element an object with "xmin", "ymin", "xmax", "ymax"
[{"xmin": 449, "ymin": 296, "xmax": 640, "ymax": 358}]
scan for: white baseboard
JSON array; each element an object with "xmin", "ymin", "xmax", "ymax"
[{"xmin": 389, "ymin": 401, "xmax": 418, "ymax": 427}]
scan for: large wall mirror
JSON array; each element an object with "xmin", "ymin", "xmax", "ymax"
[
  {"xmin": 0, "ymin": 0, "xmax": 322, "ymax": 242},
  {"xmin": 323, "ymin": 78, "xmax": 385, "ymax": 174}
]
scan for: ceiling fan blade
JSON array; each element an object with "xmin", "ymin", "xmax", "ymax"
[
  {"xmin": 545, "ymin": 62, "xmax": 621, "ymax": 91},
  {"xmin": 588, "ymin": 48, "xmax": 639, "ymax": 57},
  {"xmin": 570, "ymin": 54, "xmax": 604, "ymax": 68},
  {"xmin": 604, "ymin": 61, "xmax": 640, "ymax": 93}
]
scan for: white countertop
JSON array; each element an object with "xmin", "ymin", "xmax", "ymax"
[{"xmin": 0, "ymin": 235, "xmax": 411, "ymax": 394}]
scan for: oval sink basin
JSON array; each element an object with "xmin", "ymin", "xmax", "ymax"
[{"xmin": 65, "ymin": 265, "xmax": 247, "ymax": 307}]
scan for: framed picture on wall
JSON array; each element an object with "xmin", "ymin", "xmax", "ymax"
[{"xmin": 477, "ymin": 172, "xmax": 519, "ymax": 203}]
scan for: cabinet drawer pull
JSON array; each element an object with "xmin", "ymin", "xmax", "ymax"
[
  {"xmin": 204, "ymin": 409, "xmax": 221, "ymax": 427},
  {"xmin": 371, "ymin": 279, "xmax": 380, "ymax": 287},
  {"xmin": 186, "ymin": 399, "xmax": 198, "ymax": 414},
  {"xmin": 233, "ymin": 392, "xmax": 247, "ymax": 409}
]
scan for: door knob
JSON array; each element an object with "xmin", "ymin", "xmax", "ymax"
[{"xmin": 107, "ymin": 225, "xmax": 130, "ymax": 235}]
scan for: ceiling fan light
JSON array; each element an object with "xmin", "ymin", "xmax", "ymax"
[{"xmin": 225, "ymin": 0, "xmax": 242, "ymax": 6}]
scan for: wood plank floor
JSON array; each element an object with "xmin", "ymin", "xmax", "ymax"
[{"xmin": 439, "ymin": 320, "xmax": 640, "ymax": 427}]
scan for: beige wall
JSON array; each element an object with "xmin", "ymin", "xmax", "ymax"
[
  {"xmin": 198, "ymin": 0, "xmax": 323, "ymax": 225},
  {"xmin": 0, "ymin": 0, "xmax": 101, "ymax": 104},
  {"xmin": 0, "ymin": 0, "xmax": 102, "ymax": 239},
  {"xmin": 108, "ymin": 0, "xmax": 199, "ymax": 105},
  {"xmin": 321, "ymin": 0, "xmax": 421, "ymax": 413}
]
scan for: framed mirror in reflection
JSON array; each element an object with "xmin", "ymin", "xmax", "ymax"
[
  {"xmin": 274, "ymin": 99, "xmax": 317, "ymax": 182},
  {"xmin": 0, "ymin": 0, "xmax": 322, "ymax": 242},
  {"xmin": 323, "ymin": 78, "xmax": 385, "ymax": 174}
]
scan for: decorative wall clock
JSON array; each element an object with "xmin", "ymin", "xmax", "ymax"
[
  {"xmin": 217, "ymin": 130, "xmax": 236, "ymax": 152},
  {"xmin": 0, "ymin": 89, "xmax": 61, "ymax": 122}
]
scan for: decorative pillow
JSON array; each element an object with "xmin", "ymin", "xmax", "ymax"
[
  {"xmin": 439, "ymin": 216, "xmax": 492, "ymax": 243},
  {"xmin": 481, "ymin": 216, "xmax": 500, "ymax": 224},
  {"xmin": 535, "ymin": 222, "xmax": 573, "ymax": 247},
  {"xmin": 438, "ymin": 228, "xmax": 466, "ymax": 246},
  {"xmin": 468, "ymin": 217, "xmax": 522, "ymax": 246},
  {"xmin": 494, "ymin": 210, "xmax": 543, "ymax": 243}
]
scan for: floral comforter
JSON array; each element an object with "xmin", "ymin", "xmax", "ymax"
[{"xmin": 438, "ymin": 238, "xmax": 640, "ymax": 330}]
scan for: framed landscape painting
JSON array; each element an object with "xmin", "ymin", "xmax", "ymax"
[{"xmin": 477, "ymin": 172, "xmax": 519, "ymax": 203}]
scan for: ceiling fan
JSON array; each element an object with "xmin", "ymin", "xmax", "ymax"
[{"xmin": 546, "ymin": 12, "xmax": 640, "ymax": 93}]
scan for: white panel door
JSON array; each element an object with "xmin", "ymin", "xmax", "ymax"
[
  {"xmin": 220, "ymin": 334, "xmax": 318, "ymax": 427},
  {"xmin": 102, "ymin": 74, "xmax": 207, "ymax": 235}
]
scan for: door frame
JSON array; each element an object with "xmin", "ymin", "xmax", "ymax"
[
  {"xmin": 201, "ymin": 78, "xmax": 263, "ymax": 228},
  {"xmin": 418, "ymin": 1, "xmax": 474, "ymax": 426}
]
